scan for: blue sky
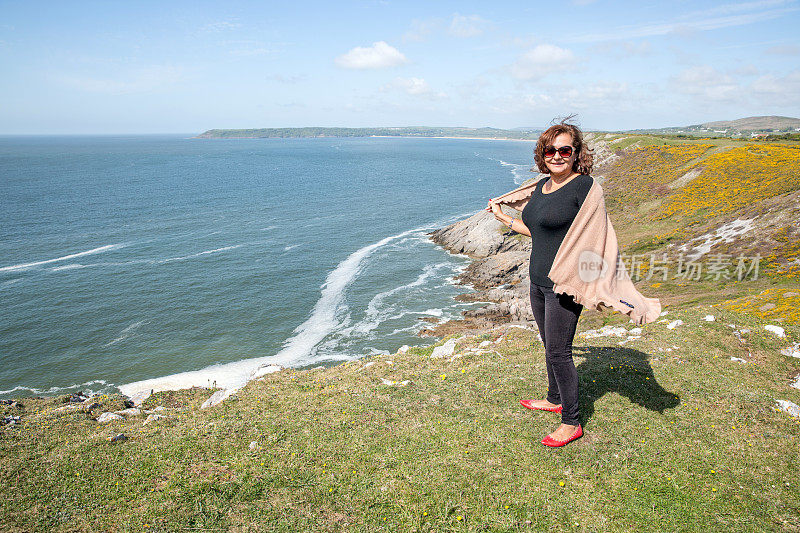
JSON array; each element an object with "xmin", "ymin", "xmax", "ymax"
[{"xmin": 1, "ymin": 0, "xmax": 799, "ymax": 133}]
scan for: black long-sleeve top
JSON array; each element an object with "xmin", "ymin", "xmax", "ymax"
[{"xmin": 521, "ymin": 174, "xmax": 593, "ymax": 288}]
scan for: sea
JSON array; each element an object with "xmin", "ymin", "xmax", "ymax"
[{"xmin": 0, "ymin": 135, "xmax": 537, "ymax": 399}]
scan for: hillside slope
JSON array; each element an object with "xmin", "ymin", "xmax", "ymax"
[{"xmin": 430, "ymin": 135, "xmax": 800, "ymax": 334}]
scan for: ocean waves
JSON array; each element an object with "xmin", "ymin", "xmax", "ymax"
[
  {"xmin": 0, "ymin": 379, "xmax": 113, "ymax": 398},
  {"xmin": 117, "ymin": 222, "xmax": 472, "ymax": 401},
  {"xmin": 0, "ymin": 244, "xmax": 124, "ymax": 273}
]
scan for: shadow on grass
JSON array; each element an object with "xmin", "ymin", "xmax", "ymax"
[{"xmin": 573, "ymin": 346, "xmax": 680, "ymax": 424}]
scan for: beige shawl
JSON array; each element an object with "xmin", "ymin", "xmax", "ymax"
[{"xmin": 492, "ymin": 177, "xmax": 662, "ymax": 325}]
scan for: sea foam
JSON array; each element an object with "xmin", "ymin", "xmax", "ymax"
[
  {"xmin": 118, "ymin": 226, "xmax": 424, "ymax": 401},
  {"xmin": 0, "ymin": 244, "xmax": 123, "ymax": 273}
]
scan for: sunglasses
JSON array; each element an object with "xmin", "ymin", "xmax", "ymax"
[{"xmin": 543, "ymin": 145, "xmax": 574, "ymax": 158}]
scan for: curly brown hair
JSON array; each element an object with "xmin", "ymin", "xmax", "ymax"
[{"xmin": 534, "ymin": 120, "xmax": 594, "ymax": 175}]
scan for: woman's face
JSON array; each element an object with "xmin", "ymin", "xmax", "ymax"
[{"xmin": 544, "ymin": 132, "xmax": 576, "ymax": 177}]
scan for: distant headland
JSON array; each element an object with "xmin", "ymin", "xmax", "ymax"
[
  {"xmin": 195, "ymin": 126, "xmax": 541, "ymax": 140},
  {"xmin": 196, "ymin": 116, "xmax": 800, "ymax": 140}
]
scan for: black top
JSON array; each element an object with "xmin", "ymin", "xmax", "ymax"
[{"xmin": 520, "ymin": 174, "xmax": 593, "ymax": 288}]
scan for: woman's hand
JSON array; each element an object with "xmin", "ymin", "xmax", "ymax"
[{"xmin": 488, "ymin": 200, "xmax": 504, "ymax": 220}]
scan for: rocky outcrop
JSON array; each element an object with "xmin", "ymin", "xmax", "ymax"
[
  {"xmin": 456, "ymin": 251, "xmax": 529, "ymax": 289},
  {"xmin": 429, "ymin": 210, "xmax": 527, "ymax": 258},
  {"xmin": 428, "ymin": 211, "xmax": 534, "ymax": 333}
]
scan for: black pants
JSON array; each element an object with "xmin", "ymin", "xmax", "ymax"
[{"xmin": 529, "ymin": 283, "xmax": 583, "ymax": 425}]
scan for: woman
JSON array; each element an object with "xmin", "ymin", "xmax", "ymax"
[{"xmin": 488, "ymin": 121, "xmax": 601, "ymax": 447}]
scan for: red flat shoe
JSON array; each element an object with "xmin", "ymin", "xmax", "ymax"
[
  {"xmin": 519, "ymin": 399, "xmax": 563, "ymax": 413},
  {"xmin": 541, "ymin": 425, "xmax": 583, "ymax": 447}
]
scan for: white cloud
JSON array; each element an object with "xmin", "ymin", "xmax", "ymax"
[
  {"xmin": 510, "ymin": 45, "xmax": 576, "ymax": 79},
  {"xmin": 59, "ymin": 65, "xmax": 183, "ymax": 94},
  {"xmin": 566, "ymin": 3, "xmax": 799, "ymax": 43},
  {"xmin": 672, "ymin": 66, "xmax": 739, "ymax": 100},
  {"xmin": 335, "ymin": 41, "xmax": 408, "ymax": 69},
  {"xmin": 730, "ymin": 64, "xmax": 760, "ymax": 76},
  {"xmin": 688, "ymin": 0, "xmax": 794, "ymax": 18},
  {"xmin": 487, "ymin": 81, "xmax": 631, "ymax": 114},
  {"xmin": 382, "ymin": 77, "xmax": 447, "ymax": 99},
  {"xmin": 403, "ymin": 18, "xmax": 442, "ymax": 42},
  {"xmin": 751, "ymin": 70, "xmax": 800, "ymax": 104},
  {"xmin": 448, "ymin": 14, "xmax": 490, "ymax": 38}
]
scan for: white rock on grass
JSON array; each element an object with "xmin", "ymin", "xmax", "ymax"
[
  {"xmin": 781, "ymin": 343, "xmax": 800, "ymax": 358},
  {"xmin": 703, "ymin": 315, "xmax": 716, "ymax": 321},
  {"xmin": 398, "ymin": 345, "xmax": 410, "ymax": 354},
  {"xmin": 581, "ymin": 325, "xmax": 627, "ymax": 339},
  {"xmin": 659, "ymin": 311, "xmax": 669, "ymax": 317},
  {"xmin": 97, "ymin": 412, "xmax": 124, "ymax": 423},
  {"xmin": 629, "ymin": 328, "xmax": 643, "ymax": 335},
  {"xmin": 127, "ymin": 389, "xmax": 152, "ymax": 407},
  {"xmin": 361, "ymin": 361, "xmax": 376, "ymax": 370},
  {"xmin": 667, "ymin": 320, "xmax": 683, "ymax": 330},
  {"xmin": 379, "ymin": 378, "xmax": 411, "ymax": 387},
  {"xmin": 114, "ymin": 408, "xmax": 142, "ymax": 417},
  {"xmin": 249, "ymin": 441, "xmax": 259, "ymax": 451},
  {"xmin": 792, "ymin": 374, "xmax": 800, "ymax": 390},
  {"xmin": 431, "ymin": 338, "xmax": 458, "ymax": 359},
  {"xmin": 765, "ymin": 325, "xmax": 786, "ymax": 338},
  {"xmin": 201, "ymin": 389, "xmax": 234, "ymax": 409},
  {"xmin": 506, "ymin": 324, "xmax": 534, "ymax": 331},
  {"xmin": 479, "ymin": 340, "xmax": 492, "ymax": 348},
  {"xmin": 730, "ymin": 357, "xmax": 747, "ymax": 363},
  {"xmin": 143, "ymin": 414, "xmax": 165, "ymax": 425},
  {"xmin": 775, "ymin": 400, "xmax": 800, "ymax": 417}
]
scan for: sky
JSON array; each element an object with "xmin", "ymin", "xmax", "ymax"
[{"xmin": 1, "ymin": 0, "xmax": 799, "ymax": 134}]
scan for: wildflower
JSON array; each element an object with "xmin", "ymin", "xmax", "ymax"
[
  {"xmin": 558, "ymin": 481, "xmax": 565, "ymax": 486},
  {"xmin": 423, "ymin": 512, "xmax": 428, "ymax": 516}
]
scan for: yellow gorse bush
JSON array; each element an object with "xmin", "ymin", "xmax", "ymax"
[
  {"xmin": 658, "ymin": 144, "xmax": 800, "ymax": 220},
  {"xmin": 603, "ymin": 144, "xmax": 714, "ymax": 209},
  {"xmin": 717, "ymin": 287, "xmax": 800, "ymax": 326}
]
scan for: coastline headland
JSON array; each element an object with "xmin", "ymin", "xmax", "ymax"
[{"xmin": 196, "ymin": 126, "xmax": 542, "ymax": 140}]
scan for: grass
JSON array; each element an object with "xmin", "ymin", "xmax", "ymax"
[{"xmin": 2, "ymin": 295, "xmax": 799, "ymax": 531}]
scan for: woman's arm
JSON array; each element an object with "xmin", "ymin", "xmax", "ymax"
[{"xmin": 488, "ymin": 201, "xmax": 531, "ymax": 237}]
